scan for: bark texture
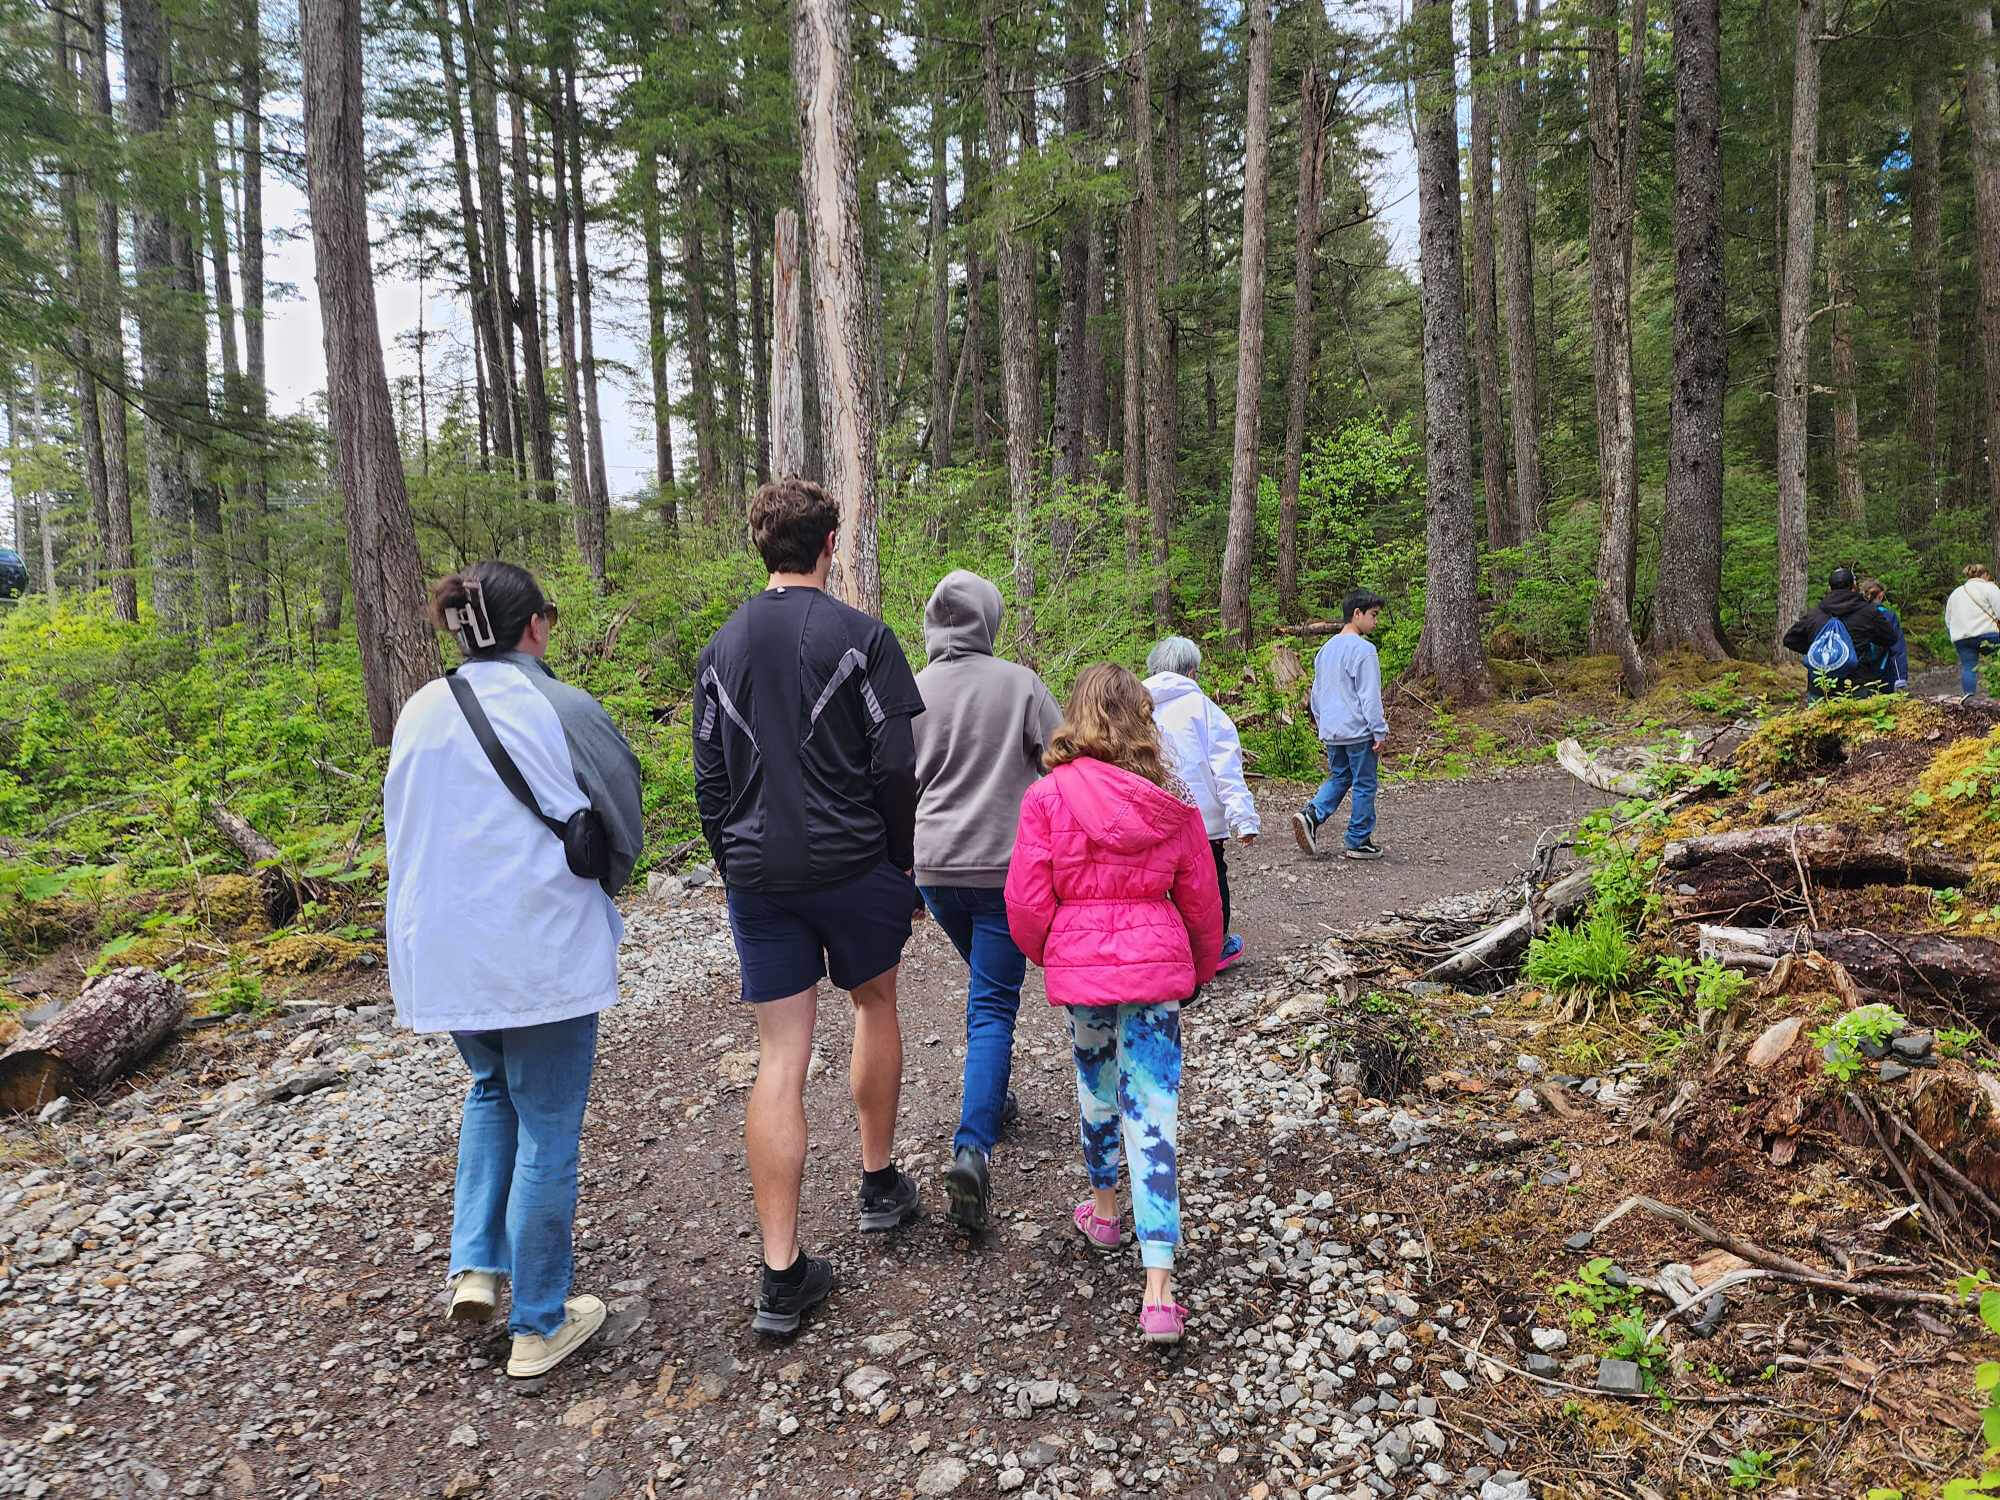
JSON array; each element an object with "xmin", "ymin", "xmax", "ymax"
[
  {"xmin": 1909, "ymin": 68, "xmax": 1942, "ymax": 494},
  {"xmin": 1408, "ymin": 0, "xmax": 1492, "ymax": 704},
  {"xmin": 1278, "ymin": 55, "xmax": 1328, "ymax": 622},
  {"xmin": 1968, "ymin": 0, "xmax": 2000, "ymax": 557},
  {"xmin": 1218, "ymin": 0, "xmax": 1273, "ymax": 651},
  {"xmin": 1826, "ymin": 158, "xmax": 1864, "ymax": 526},
  {"xmin": 0, "ymin": 969, "xmax": 188, "ymax": 1115},
  {"xmin": 640, "ymin": 140, "xmax": 676, "ymax": 515},
  {"xmin": 1130, "ymin": 0, "xmax": 1173, "ymax": 629},
  {"xmin": 1467, "ymin": 0, "xmax": 1510, "ymax": 555},
  {"xmin": 301, "ymin": 0, "xmax": 443, "ymax": 743},
  {"xmin": 1494, "ymin": 0, "xmax": 1543, "ymax": 542},
  {"xmin": 771, "ymin": 209, "xmax": 807, "ymax": 482},
  {"xmin": 1774, "ymin": 0, "xmax": 1825, "ymax": 647},
  {"xmin": 795, "ymin": 0, "xmax": 882, "ymax": 615},
  {"xmin": 88, "ymin": 0, "xmax": 137, "ymax": 623},
  {"xmin": 1653, "ymin": 0, "xmax": 1729, "ymax": 659}
]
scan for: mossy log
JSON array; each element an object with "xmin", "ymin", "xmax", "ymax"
[
  {"xmin": 0, "ymin": 968, "xmax": 187, "ymax": 1113},
  {"xmin": 1698, "ymin": 925, "xmax": 2000, "ymax": 1018},
  {"xmin": 1664, "ymin": 824, "xmax": 1976, "ymax": 922},
  {"xmin": 208, "ymin": 804, "xmax": 329, "ymax": 927}
]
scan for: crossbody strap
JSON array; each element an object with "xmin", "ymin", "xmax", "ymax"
[{"xmin": 446, "ymin": 671, "xmax": 569, "ymax": 842}]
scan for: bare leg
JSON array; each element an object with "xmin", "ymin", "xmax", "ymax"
[
  {"xmin": 1093, "ymin": 1187, "xmax": 1119, "ymax": 1223},
  {"xmin": 747, "ymin": 987, "xmax": 818, "ymax": 1271},
  {"xmin": 848, "ymin": 966, "xmax": 903, "ymax": 1173},
  {"xmin": 1144, "ymin": 1267, "xmax": 1173, "ymax": 1305}
]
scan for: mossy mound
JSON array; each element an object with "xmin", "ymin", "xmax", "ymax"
[
  {"xmin": 261, "ymin": 933, "xmax": 375, "ymax": 975},
  {"xmin": 193, "ymin": 874, "xmax": 269, "ymax": 936},
  {"xmin": 1909, "ymin": 726, "xmax": 2000, "ymax": 885}
]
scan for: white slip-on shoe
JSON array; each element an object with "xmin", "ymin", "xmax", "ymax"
[
  {"xmin": 506, "ymin": 1294, "xmax": 607, "ymax": 1378},
  {"xmin": 447, "ymin": 1270, "xmax": 499, "ymax": 1324}
]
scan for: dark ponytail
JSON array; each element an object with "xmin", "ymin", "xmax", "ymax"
[{"xmin": 427, "ymin": 562, "xmax": 547, "ymax": 658}]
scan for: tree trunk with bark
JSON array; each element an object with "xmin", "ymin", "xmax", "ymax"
[
  {"xmin": 680, "ymin": 163, "xmax": 724, "ymax": 521},
  {"xmin": 301, "ymin": 0, "xmax": 442, "ymax": 743},
  {"xmin": 235, "ymin": 0, "xmax": 268, "ymax": 633},
  {"xmin": 1968, "ymin": 0, "xmax": 2000, "ymax": 558},
  {"xmin": 1131, "ymin": 0, "xmax": 1173, "ymax": 629},
  {"xmin": 1494, "ymin": 0, "xmax": 1543, "ymax": 542},
  {"xmin": 1278, "ymin": 56, "xmax": 1327, "ymax": 622},
  {"xmin": 720, "ymin": 166, "xmax": 746, "ymax": 498},
  {"xmin": 961, "ymin": 124, "xmax": 987, "ymax": 460},
  {"xmin": 771, "ymin": 208, "xmax": 806, "ymax": 481},
  {"xmin": 1122, "ymin": 194, "xmax": 1145, "ymax": 579},
  {"xmin": 1054, "ymin": 0, "xmax": 1095, "ymax": 494},
  {"xmin": 174, "ymin": 173, "xmax": 231, "ymax": 633},
  {"xmin": 1774, "ymin": 0, "xmax": 1825, "ymax": 648},
  {"xmin": 53, "ymin": 15, "xmax": 110, "ymax": 596},
  {"xmin": 750, "ymin": 199, "xmax": 771, "ymax": 487},
  {"xmin": 88, "ymin": 0, "xmax": 137, "ymax": 623},
  {"xmin": 928, "ymin": 72, "xmax": 953, "ymax": 471},
  {"xmin": 1586, "ymin": 0, "xmax": 1648, "ymax": 697},
  {"xmin": 639, "ymin": 139, "xmax": 676, "ymax": 515},
  {"xmin": 1910, "ymin": 68, "xmax": 1942, "ymax": 501},
  {"xmin": 463, "ymin": 0, "xmax": 521, "ymax": 479},
  {"xmin": 1826, "ymin": 156, "xmax": 1864, "ymax": 526},
  {"xmin": 1468, "ymin": 0, "xmax": 1510, "ymax": 556},
  {"xmin": 503, "ymin": 0, "xmax": 558, "ymax": 540},
  {"xmin": 1218, "ymin": 0, "xmax": 1272, "ymax": 652},
  {"xmin": 123, "ymin": 0, "xmax": 195, "ymax": 631},
  {"xmin": 0, "ymin": 969, "xmax": 188, "ymax": 1115},
  {"xmin": 795, "ymin": 0, "xmax": 882, "ymax": 616},
  {"xmin": 982, "ymin": 2, "xmax": 1039, "ymax": 663},
  {"xmin": 547, "ymin": 71, "xmax": 601, "ymax": 582},
  {"xmin": 565, "ymin": 65, "xmax": 610, "ymax": 528},
  {"xmin": 1652, "ymin": 0, "xmax": 1729, "ymax": 659},
  {"xmin": 1408, "ymin": 0, "xmax": 1492, "ymax": 704}
]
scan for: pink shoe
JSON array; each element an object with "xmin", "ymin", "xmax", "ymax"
[
  {"xmin": 1216, "ymin": 934, "xmax": 1245, "ymax": 972},
  {"xmin": 1140, "ymin": 1301, "xmax": 1188, "ymax": 1343},
  {"xmin": 1073, "ymin": 1201, "xmax": 1121, "ymax": 1253}
]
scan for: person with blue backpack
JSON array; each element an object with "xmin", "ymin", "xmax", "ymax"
[
  {"xmin": 1780, "ymin": 566, "xmax": 1900, "ymax": 702},
  {"xmin": 1858, "ymin": 578, "xmax": 1910, "ymax": 693}
]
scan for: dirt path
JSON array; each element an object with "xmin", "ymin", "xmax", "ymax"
[{"xmin": 0, "ymin": 769, "xmax": 1610, "ymax": 1500}]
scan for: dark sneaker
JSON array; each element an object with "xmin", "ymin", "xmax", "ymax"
[
  {"xmin": 858, "ymin": 1167, "xmax": 921, "ymax": 1232},
  {"xmin": 752, "ymin": 1255, "xmax": 835, "ymax": 1338},
  {"xmin": 944, "ymin": 1147, "xmax": 990, "ymax": 1232},
  {"xmin": 1345, "ymin": 840, "xmax": 1384, "ymax": 861},
  {"xmin": 1291, "ymin": 809, "xmax": 1320, "ymax": 855},
  {"xmin": 1000, "ymin": 1091, "xmax": 1022, "ymax": 1135}
]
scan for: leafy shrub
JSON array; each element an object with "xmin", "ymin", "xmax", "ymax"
[{"xmin": 1809, "ymin": 1003, "xmax": 1907, "ymax": 1082}]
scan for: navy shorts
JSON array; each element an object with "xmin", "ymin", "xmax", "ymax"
[{"xmin": 725, "ymin": 861, "xmax": 918, "ymax": 1003}]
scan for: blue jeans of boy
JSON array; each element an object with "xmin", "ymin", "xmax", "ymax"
[
  {"xmin": 1957, "ymin": 633, "xmax": 2000, "ymax": 696},
  {"xmin": 449, "ymin": 1011, "xmax": 598, "ymax": 1337},
  {"xmin": 1309, "ymin": 741, "xmax": 1379, "ymax": 848},
  {"xmin": 919, "ymin": 885, "xmax": 1027, "ymax": 1156}
]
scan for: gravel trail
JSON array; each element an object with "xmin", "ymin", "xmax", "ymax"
[{"xmin": 0, "ymin": 769, "xmax": 1608, "ymax": 1500}]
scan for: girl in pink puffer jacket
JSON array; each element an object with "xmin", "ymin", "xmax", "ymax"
[{"xmin": 1005, "ymin": 665, "xmax": 1224, "ymax": 1343}]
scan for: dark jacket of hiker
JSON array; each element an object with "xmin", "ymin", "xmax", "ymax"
[{"xmin": 1780, "ymin": 588, "xmax": 1899, "ymax": 698}]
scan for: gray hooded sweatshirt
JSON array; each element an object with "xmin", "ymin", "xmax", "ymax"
[{"xmin": 911, "ymin": 571, "xmax": 1062, "ymax": 888}]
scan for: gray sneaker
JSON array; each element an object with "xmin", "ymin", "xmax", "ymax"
[
  {"xmin": 1291, "ymin": 809, "xmax": 1320, "ymax": 855},
  {"xmin": 858, "ymin": 1167, "xmax": 921, "ymax": 1232}
]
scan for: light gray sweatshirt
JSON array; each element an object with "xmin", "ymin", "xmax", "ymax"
[{"xmin": 911, "ymin": 571, "xmax": 1062, "ymax": 888}]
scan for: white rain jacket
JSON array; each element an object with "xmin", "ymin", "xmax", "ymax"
[
  {"xmin": 1143, "ymin": 672, "xmax": 1261, "ymax": 842},
  {"xmin": 384, "ymin": 652, "xmax": 643, "ymax": 1033}
]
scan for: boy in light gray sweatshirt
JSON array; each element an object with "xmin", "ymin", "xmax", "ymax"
[
  {"xmin": 911, "ymin": 571, "xmax": 1062, "ymax": 1232},
  {"xmin": 1292, "ymin": 590, "xmax": 1388, "ymax": 860}
]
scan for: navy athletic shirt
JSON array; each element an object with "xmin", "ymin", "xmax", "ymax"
[{"xmin": 693, "ymin": 586, "xmax": 924, "ymax": 892}]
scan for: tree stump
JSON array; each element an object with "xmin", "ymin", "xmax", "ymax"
[{"xmin": 0, "ymin": 968, "xmax": 188, "ymax": 1113}]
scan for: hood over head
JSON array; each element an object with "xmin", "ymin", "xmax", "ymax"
[
  {"xmin": 924, "ymin": 570, "xmax": 1003, "ymax": 662},
  {"xmin": 1817, "ymin": 587, "xmax": 1871, "ymax": 617},
  {"xmin": 1051, "ymin": 757, "xmax": 1193, "ymax": 854},
  {"xmin": 1144, "ymin": 670, "xmax": 1203, "ymax": 709}
]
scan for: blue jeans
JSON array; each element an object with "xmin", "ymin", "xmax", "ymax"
[
  {"xmin": 1956, "ymin": 633, "xmax": 2000, "ymax": 696},
  {"xmin": 1070, "ymin": 1002, "xmax": 1181, "ymax": 1270},
  {"xmin": 920, "ymin": 885, "xmax": 1027, "ymax": 1155},
  {"xmin": 449, "ymin": 1012, "xmax": 598, "ymax": 1337},
  {"xmin": 1308, "ymin": 741, "xmax": 1379, "ymax": 848}
]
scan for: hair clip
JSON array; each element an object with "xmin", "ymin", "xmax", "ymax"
[{"xmin": 444, "ymin": 578, "xmax": 496, "ymax": 649}]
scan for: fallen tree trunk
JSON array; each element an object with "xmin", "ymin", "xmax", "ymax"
[
  {"xmin": 209, "ymin": 804, "xmax": 328, "ymax": 927},
  {"xmin": 1700, "ymin": 924, "xmax": 2000, "ymax": 1019},
  {"xmin": 1663, "ymin": 824, "xmax": 1975, "ymax": 886},
  {"xmin": 1425, "ymin": 866, "xmax": 1594, "ymax": 983},
  {"xmin": 0, "ymin": 968, "xmax": 188, "ymax": 1113}
]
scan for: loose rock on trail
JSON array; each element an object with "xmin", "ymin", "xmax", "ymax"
[{"xmin": 0, "ymin": 769, "xmax": 1633, "ymax": 1500}]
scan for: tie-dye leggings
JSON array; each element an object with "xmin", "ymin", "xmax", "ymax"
[{"xmin": 1068, "ymin": 1001, "xmax": 1182, "ymax": 1270}]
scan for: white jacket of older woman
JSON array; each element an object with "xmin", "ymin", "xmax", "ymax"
[
  {"xmin": 1144, "ymin": 671, "xmax": 1261, "ymax": 841},
  {"xmin": 384, "ymin": 652, "xmax": 643, "ymax": 1033}
]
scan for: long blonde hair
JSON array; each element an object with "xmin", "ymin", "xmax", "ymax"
[{"xmin": 1045, "ymin": 664, "xmax": 1169, "ymax": 786}]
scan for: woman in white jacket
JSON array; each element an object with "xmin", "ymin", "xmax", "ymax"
[
  {"xmin": 1947, "ymin": 563, "xmax": 2000, "ymax": 698},
  {"xmin": 385, "ymin": 562, "xmax": 643, "ymax": 1378},
  {"xmin": 1143, "ymin": 636, "xmax": 1259, "ymax": 969}
]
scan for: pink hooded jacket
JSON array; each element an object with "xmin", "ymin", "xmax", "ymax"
[{"xmin": 1005, "ymin": 757, "xmax": 1225, "ymax": 1007}]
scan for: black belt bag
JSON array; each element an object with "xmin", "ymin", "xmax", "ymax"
[{"xmin": 447, "ymin": 672, "xmax": 612, "ymax": 882}]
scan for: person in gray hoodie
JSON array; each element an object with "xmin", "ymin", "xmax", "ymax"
[{"xmin": 912, "ymin": 570, "xmax": 1062, "ymax": 1232}]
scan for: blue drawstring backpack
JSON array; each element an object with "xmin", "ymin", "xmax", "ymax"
[{"xmin": 1804, "ymin": 614, "xmax": 1858, "ymax": 676}]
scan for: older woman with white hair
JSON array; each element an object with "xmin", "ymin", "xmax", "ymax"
[{"xmin": 1143, "ymin": 636, "xmax": 1258, "ymax": 970}]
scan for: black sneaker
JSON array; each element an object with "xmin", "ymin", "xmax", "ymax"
[
  {"xmin": 752, "ymin": 1255, "xmax": 835, "ymax": 1338},
  {"xmin": 1291, "ymin": 809, "xmax": 1320, "ymax": 855},
  {"xmin": 858, "ymin": 1167, "xmax": 921, "ymax": 1232},
  {"xmin": 944, "ymin": 1147, "xmax": 990, "ymax": 1232},
  {"xmin": 1345, "ymin": 840, "xmax": 1384, "ymax": 861},
  {"xmin": 999, "ymin": 1091, "xmax": 1022, "ymax": 1135}
]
